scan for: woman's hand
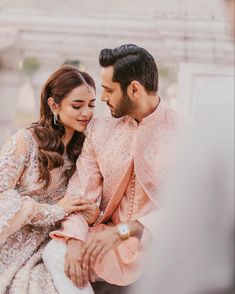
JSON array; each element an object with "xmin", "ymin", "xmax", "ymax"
[
  {"xmin": 57, "ymin": 195, "xmax": 100, "ymax": 224},
  {"xmin": 65, "ymin": 239, "xmax": 84, "ymax": 288},
  {"xmin": 57, "ymin": 195, "xmax": 90, "ymax": 215},
  {"xmin": 78, "ymin": 201, "xmax": 100, "ymax": 225}
]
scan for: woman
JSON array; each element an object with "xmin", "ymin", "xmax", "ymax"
[{"xmin": 0, "ymin": 65, "xmax": 99, "ymax": 293}]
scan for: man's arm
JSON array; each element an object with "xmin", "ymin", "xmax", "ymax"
[{"xmin": 50, "ymin": 119, "xmax": 103, "ymax": 242}]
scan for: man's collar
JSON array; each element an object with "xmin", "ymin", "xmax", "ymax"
[{"xmin": 125, "ymin": 98, "xmax": 166, "ymax": 127}]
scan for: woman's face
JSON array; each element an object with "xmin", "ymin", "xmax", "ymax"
[{"xmin": 57, "ymin": 84, "xmax": 96, "ymax": 133}]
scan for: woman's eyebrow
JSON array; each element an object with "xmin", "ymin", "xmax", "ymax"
[{"xmin": 72, "ymin": 98, "xmax": 96, "ymax": 102}]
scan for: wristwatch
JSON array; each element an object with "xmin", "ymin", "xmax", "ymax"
[{"xmin": 117, "ymin": 223, "xmax": 131, "ymax": 240}]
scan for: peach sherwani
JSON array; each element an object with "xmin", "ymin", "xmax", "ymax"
[{"xmin": 51, "ymin": 100, "xmax": 178, "ymax": 285}]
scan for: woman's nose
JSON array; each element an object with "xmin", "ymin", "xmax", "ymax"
[{"xmin": 81, "ymin": 107, "xmax": 91, "ymax": 117}]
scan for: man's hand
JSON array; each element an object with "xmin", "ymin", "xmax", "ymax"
[
  {"xmin": 68, "ymin": 221, "xmax": 144, "ymax": 288},
  {"xmin": 79, "ymin": 226, "xmax": 122, "ymax": 286},
  {"xmin": 65, "ymin": 239, "xmax": 85, "ymax": 288}
]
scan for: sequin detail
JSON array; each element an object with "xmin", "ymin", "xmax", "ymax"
[
  {"xmin": 0, "ymin": 190, "xmax": 21, "ymax": 235},
  {"xmin": 0, "ymin": 129, "xmax": 68, "ymax": 293}
]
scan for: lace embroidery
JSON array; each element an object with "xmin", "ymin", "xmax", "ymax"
[
  {"xmin": 31, "ymin": 204, "xmax": 65, "ymax": 227},
  {"xmin": 0, "ymin": 190, "xmax": 21, "ymax": 235},
  {"xmin": 0, "ymin": 130, "xmax": 30, "ymax": 192},
  {"xmin": 0, "ymin": 129, "xmax": 70, "ymax": 293}
]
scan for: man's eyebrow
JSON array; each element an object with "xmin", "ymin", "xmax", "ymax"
[{"xmin": 101, "ymin": 85, "xmax": 112, "ymax": 90}]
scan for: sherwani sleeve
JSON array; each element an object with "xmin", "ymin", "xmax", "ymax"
[
  {"xmin": 137, "ymin": 210, "xmax": 159, "ymax": 238},
  {"xmin": 0, "ymin": 131, "xmax": 65, "ymax": 243},
  {"xmin": 50, "ymin": 120, "xmax": 102, "ymax": 243}
]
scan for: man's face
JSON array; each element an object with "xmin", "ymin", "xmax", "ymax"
[{"xmin": 100, "ymin": 66, "xmax": 134, "ymax": 118}]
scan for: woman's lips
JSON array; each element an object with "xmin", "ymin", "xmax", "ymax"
[{"xmin": 77, "ymin": 119, "xmax": 89, "ymax": 124}]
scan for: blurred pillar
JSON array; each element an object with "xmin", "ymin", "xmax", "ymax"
[{"xmin": 0, "ymin": 68, "xmax": 23, "ymax": 146}]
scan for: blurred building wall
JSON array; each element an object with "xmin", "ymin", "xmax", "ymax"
[{"xmin": 0, "ymin": 0, "xmax": 234, "ymax": 146}]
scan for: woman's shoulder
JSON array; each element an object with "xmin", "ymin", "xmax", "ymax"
[
  {"xmin": 9, "ymin": 128, "xmax": 35, "ymax": 145},
  {"xmin": 15, "ymin": 128, "xmax": 32, "ymax": 138},
  {"xmin": 1, "ymin": 128, "xmax": 37, "ymax": 154}
]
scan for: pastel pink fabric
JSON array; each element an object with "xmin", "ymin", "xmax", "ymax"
[{"xmin": 50, "ymin": 100, "xmax": 178, "ymax": 285}]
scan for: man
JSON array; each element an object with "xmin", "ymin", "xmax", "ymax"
[
  {"xmin": 43, "ymin": 44, "xmax": 178, "ymax": 293},
  {"xmin": 130, "ymin": 1, "xmax": 234, "ymax": 293}
]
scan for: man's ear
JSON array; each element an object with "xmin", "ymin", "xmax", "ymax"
[
  {"xmin": 47, "ymin": 97, "xmax": 59, "ymax": 114},
  {"xmin": 127, "ymin": 81, "xmax": 141, "ymax": 100}
]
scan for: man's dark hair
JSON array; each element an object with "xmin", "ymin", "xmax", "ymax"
[{"xmin": 99, "ymin": 44, "xmax": 158, "ymax": 94}]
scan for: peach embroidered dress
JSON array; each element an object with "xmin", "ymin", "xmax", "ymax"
[
  {"xmin": 0, "ymin": 129, "xmax": 69, "ymax": 293},
  {"xmin": 51, "ymin": 101, "xmax": 178, "ymax": 286}
]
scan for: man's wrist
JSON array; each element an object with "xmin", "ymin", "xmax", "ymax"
[
  {"xmin": 130, "ymin": 221, "xmax": 144, "ymax": 239},
  {"xmin": 117, "ymin": 223, "xmax": 131, "ymax": 240},
  {"xmin": 116, "ymin": 221, "xmax": 144, "ymax": 240}
]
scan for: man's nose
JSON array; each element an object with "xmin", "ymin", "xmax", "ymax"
[{"xmin": 100, "ymin": 92, "xmax": 108, "ymax": 102}]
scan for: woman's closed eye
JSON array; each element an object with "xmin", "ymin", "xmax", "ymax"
[
  {"xmin": 72, "ymin": 104, "xmax": 95, "ymax": 110},
  {"xmin": 72, "ymin": 105, "xmax": 81, "ymax": 109}
]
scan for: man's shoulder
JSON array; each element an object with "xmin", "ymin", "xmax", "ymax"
[
  {"xmin": 165, "ymin": 108, "xmax": 178, "ymax": 125},
  {"xmin": 85, "ymin": 116, "xmax": 124, "ymax": 136},
  {"xmin": 92, "ymin": 115, "xmax": 120, "ymax": 125},
  {"xmin": 159, "ymin": 102, "xmax": 179, "ymax": 128}
]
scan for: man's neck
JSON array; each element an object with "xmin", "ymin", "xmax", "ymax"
[{"xmin": 130, "ymin": 95, "xmax": 160, "ymax": 123}]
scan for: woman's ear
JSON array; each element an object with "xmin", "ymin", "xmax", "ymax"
[
  {"xmin": 47, "ymin": 97, "xmax": 59, "ymax": 114},
  {"xmin": 127, "ymin": 81, "xmax": 141, "ymax": 101}
]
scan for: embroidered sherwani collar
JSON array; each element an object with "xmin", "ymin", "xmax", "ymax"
[{"xmin": 123, "ymin": 99, "xmax": 165, "ymax": 127}]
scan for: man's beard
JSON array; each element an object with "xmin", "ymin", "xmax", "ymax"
[{"xmin": 110, "ymin": 93, "xmax": 135, "ymax": 118}]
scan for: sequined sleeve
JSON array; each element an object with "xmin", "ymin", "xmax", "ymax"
[
  {"xmin": 29, "ymin": 203, "xmax": 65, "ymax": 227},
  {"xmin": 0, "ymin": 130, "xmax": 65, "ymax": 240},
  {"xmin": 0, "ymin": 130, "xmax": 30, "ymax": 235},
  {"xmin": 50, "ymin": 120, "xmax": 102, "ymax": 242}
]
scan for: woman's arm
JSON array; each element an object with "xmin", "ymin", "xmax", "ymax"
[
  {"xmin": 0, "ymin": 131, "xmax": 69, "ymax": 241},
  {"xmin": 0, "ymin": 130, "xmax": 35, "ymax": 240}
]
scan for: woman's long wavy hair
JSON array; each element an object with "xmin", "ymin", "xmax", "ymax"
[{"xmin": 30, "ymin": 65, "xmax": 96, "ymax": 189}]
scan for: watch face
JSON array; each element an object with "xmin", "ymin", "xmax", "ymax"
[
  {"xmin": 118, "ymin": 224, "xmax": 130, "ymax": 238},
  {"xmin": 120, "ymin": 226, "xmax": 128, "ymax": 234}
]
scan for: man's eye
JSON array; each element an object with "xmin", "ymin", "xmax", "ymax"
[{"xmin": 89, "ymin": 105, "xmax": 95, "ymax": 108}]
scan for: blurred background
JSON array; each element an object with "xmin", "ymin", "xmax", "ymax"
[{"xmin": 0, "ymin": 0, "xmax": 234, "ymax": 145}]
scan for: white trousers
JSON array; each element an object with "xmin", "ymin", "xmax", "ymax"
[{"xmin": 42, "ymin": 240, "xmax": 94, "ymax": 294}]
